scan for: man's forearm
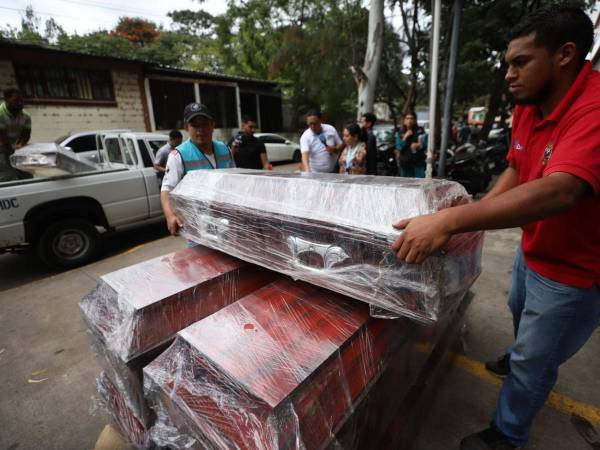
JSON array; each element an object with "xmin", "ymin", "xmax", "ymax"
[
  {"xmin": 301, "ymin": 153, "xmax": 310, "ymax": 171},
  {"xmin": 443, "ymin": 172, "xmax": 589, "ymax": 234},
  {"xmin": 160, "ymin": 191, "xmax": 175, "ymax": 218}
]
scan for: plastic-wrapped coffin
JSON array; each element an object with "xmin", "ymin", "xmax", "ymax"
[
  {"xmin": 80, "ymin": 246, "xmax": 274, "ymax": 446},
  {"xmin": 144, "ymin": 278, "xmax": 441, "ymax": 450},
  {"xmin": 10, "ymin": 143, "xmax": 99, "ymax": 177},
  {"xmin": 169, "ymin": 170, "xmax": 484, "ymax": 323}
]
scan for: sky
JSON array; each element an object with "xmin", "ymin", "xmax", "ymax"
[{"xmin": 1, "ymin": 0, "xmax": 228, "ymax": 34}]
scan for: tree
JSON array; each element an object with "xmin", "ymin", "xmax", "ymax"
[
  {"xmin": 111, "ymin": 17, "xmax": 160, "ymax": 46},
  {"xmin": 352, "ymin": 0, "xmax": 384, "ymax": 117}
]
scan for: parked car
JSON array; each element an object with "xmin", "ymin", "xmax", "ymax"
[
  {"xmin": 1, "ymin": 132, "xmax": 168, "ymax": 269},
  {"xmin": 55, "ymin": 129, "xmax": 131, "ymax": 164},
  {"xmin": 254, "ymin": 133, "xmax": 301, "ymax": 163}
]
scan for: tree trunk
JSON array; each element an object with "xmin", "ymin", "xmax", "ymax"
[
  {"xmin": 355, "ymin": 0, "xmax": 384, "ymax": 118},
  {"xmin": 480, "ymin": 62, "xmax": 506, "ymax": 141}
]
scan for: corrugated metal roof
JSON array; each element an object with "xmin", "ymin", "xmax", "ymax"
[{"xmin": 0, "ymin": 38, "xmax": 277, "ymax": 87}]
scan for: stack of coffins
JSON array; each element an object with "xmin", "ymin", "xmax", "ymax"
[
  {"xmin": 81, "ymin": 246, "xmax": 274, "ymax": 447},
  {"xmin": 83, "ymin": 170, "xmax": 484, "ymax": 449},
  {"xmin": 143, "ymin": 279, "xmax": 473, "ymax": 449},
  {"xmin": 169, "ymin": 170, "xmax": 484, "ymax": 323}
]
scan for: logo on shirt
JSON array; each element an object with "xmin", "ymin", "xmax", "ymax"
[
  {"xmin": 541, "ymin": 142, "xmax": 553, "ymax": 166},
  {"xmin": 513, "ymin": 140, "xmax": 523, "ymax": 151}
]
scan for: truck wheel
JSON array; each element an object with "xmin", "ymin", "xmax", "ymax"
[
  {"xmin": 293, "ymin": 149, "xmax": 302, "ymax": 163},
  {"xmin": 37, "ymin": 219, "xmax": 98, "ymax": 269}
]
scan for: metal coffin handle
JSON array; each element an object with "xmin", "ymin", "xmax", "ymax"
[
  {"xmin": 198, "ymin": 214, "xmax": 230, "ymax": 241},
  {"xmin": 287, "ymin": 236, "xmax": 350, "ymax": 271}
]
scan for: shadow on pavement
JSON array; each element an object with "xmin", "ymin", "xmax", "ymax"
[{"xmin": 0, "ymin": 220, "xmax": 169, "ymax": 293}]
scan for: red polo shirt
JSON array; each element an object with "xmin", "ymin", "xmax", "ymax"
[{"xmin": 507, "ymin": 62, "xmax": 600, "ymax": 288}]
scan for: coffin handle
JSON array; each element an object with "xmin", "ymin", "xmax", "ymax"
[
  {"xmin": 199, "ymin": 215, "xmax": 230, "ymax": 241},
  {"xmin": 287, "ymin": 236, "xmax": 350, "ymax": 270}
]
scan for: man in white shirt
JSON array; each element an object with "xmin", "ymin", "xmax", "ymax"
[
  {"xmin": 153, "ymin": 129, "xmax": 183, "ymax": 182},
  {"xmin": 299, "ymin": 109, "xmax": 343, "ymax": 173}
]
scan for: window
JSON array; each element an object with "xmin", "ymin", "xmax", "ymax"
[
  {"xmin": 199, "ymin": 84, "xmax": 238, "ymax": 129},
  {"xmin": 105, "ymin": 138, "xmax": 123, "ymax": 164},
  {"xmin": 259, "ymin": 135, "xmax": 285, "ymax": 144},
  {"xmin": 240, "ymin": 92, "xmax": 258, "ymax": 122},
  {"xmin": 123, "ymin": 139, "xmax": 138, "ymax": 166},
  {"xmin": 63, "ymin": 135, "xmax": 97, "ymax": 153},
  {"xmin": 259, "ymin": 95, "xmax": 283, "ymax": 132},
  {"xmin": 150, "ymin": 79, "xmax": 195, "ymax": 130},
  {"xmin": 146, "ymin": 139, "xmax": 168, "ymax": 153},
  {"xmin": 15, "ymin": 64, "xmax": 114, "ymax": 101},
  {"xmin": 138, "ymin": 140, "xmax": 156, "ymax": 168}
]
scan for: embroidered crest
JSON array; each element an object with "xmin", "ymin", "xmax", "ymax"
[
  {"xmin": 191, "ymin": 103, "xmax": 200, "ymax": 111},
  {"xmin": 541, "ymin": 142, "xmax": 553, "ymax": 166},
  {"xmin": 514, "ymin": 140, "xmax": 523, "ymax": 151}
]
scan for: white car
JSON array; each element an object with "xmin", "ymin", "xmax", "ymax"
[{"xmin": 254, "ymin": 133, "xmax": 301, "ymax": 163}]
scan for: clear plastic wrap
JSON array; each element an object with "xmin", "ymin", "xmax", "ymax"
[
  {"xmin": 10, "ymin": 143, "xmax": 99, "ymax": 177},
  {"xmin": 81, "ymin": 246, "xmax": 274, "ymax": 447},
  {"xmin": 170, "ymin": 169, "xmax": 484, "ymax": 323},
  {"xmin": 143, "ymin": 278, "xmax": 472, "ymax": 450}
]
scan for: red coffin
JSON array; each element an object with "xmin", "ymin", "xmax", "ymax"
[
  {"xmin": 81, "ymin": 246, "xmax": 275, "ymax": 445},
  {"xmin": 144, "ymin": 278, "xmax": 420, "ymax": 449},
  {"xmin": 81, "ymin": 246, "xmax": 274, "ymax": 363}
]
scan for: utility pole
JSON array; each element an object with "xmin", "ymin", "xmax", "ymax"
[
  {"xmin": 426, "ymin": 0, "xmax": 441, "ymax": 178},
  {"xmin": 438, "ymin": 0, "xmax": 461, "ymax": 177}
]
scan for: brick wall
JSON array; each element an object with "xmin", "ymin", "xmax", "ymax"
[{"xmin": 0, "ymin": 60, "xmax": 147, "ymax": 142}]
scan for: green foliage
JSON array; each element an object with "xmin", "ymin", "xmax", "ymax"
[{"xmin": 3, "ymin": 1, "xmax": 596, "ymax": 131}]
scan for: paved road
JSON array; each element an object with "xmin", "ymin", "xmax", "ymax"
[{"xmin": 0, "ymin": 220, "xmax": 169, "ymax": 292}]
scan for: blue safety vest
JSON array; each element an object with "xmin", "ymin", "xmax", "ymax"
[{"xmin": 176, "ymin": 139, "xmax": 234, "ymax": 174}]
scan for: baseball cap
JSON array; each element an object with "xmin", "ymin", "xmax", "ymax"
[{"xmin": 183, "ymin": 103, "xmax": 214, "ymax": 123}]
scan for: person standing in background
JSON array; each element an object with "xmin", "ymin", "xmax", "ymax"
[
  {"xmin": 153, "ymin": 130, "xmax": 183, "ymax": 183},
  {"xmin": 0, "ymin": 88, "xmax": 31, "ymax": 182},
  {"xmin": 360, "ymin": 112, "xmax": 378, "ymax": 175},
  {"xmin": 229, "ymin": 116, "xmax": 270, "ymax": 170},
  {"xmin": 299, "ymin": 109, "xmax": 343, "ymax": 173}
]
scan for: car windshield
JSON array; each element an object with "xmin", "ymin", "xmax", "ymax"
[
  {"xmin": 54, "ymin": 134, "xmax": 70, "ymax": 144},
  {"xmin": 372, "ymin": 126, "xmax": 394, "ymax": 146}
]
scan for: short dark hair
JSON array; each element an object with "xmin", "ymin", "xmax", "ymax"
[
  {"xmin": 3, "ymin": 87, "xmax": 22, "ymax": 98},
  {"xmin": 169, "ymin": 130, "xmax": 183, "ymax": 139},
  {"xmin": 306, "ymin": 108, "xmax": 322, "ymax": 118},
  {"xmin": 242, "ymin": 115, "xmax": 256, "ymax": 123},
  {"xmin": 361, "ymin": 112, "xmax": 377, "ymax": 125},
  {"xmin": 344, "ymin": 122, "xmax": 362, "ymax": 138},
  {"xmin": 404, "ymin": 111, "xmax": 418, "ymax": 120},
  {"xmin": 508, "ymin": 4, "xmax": 593, "ymax": 64}
]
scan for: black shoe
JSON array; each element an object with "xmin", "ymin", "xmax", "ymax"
[
  {"xmin": 460, "ymin": 426, "xmax": 520, "ymax": 449},
  {"xmin": 485, "ymin": 353, "xmax": 511, "ymax": 378}
]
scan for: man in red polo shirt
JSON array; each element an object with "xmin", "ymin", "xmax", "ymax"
[{"xmin": 391, "ymin": 5, "xmax": 599, "ymax": 450}]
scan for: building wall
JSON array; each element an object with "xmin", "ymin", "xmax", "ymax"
[{"xmin": 0, "ymin": 59, "xmax": 147, "ymax": 142}]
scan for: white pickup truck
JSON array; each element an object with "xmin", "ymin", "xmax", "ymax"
[{"xmin": 0, "ymin": 132, "xmax": 169, "ymax": 268}]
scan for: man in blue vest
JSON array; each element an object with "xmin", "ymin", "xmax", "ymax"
[{"xmin": 160, "ymin": 102, "xmax": 235, "ymax": 236}]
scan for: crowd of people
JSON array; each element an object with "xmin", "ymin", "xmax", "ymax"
[{"xmin": 183, "ymin": 107, "xmax": 430, "ymax": 179}]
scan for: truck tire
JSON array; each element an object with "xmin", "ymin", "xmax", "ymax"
[
  {"xmin": 293, "ymin": 149, "xmax": 302, "ymax": 163},
  {"xmin": 37, "ymin": 219, "xmax": 98, "ymax": 269}
]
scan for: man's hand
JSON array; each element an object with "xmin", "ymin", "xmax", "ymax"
[
  {"xmin": 166, "ymin": 213, "xmax": 183, "ymax": 236},
  {"xmin": 391, "ymin": 211, "xmax": 453, "ymax": 264}
]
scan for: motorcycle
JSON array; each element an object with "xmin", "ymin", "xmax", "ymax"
[
  {"xmin": 444, "ymin": 143, "xmax": 491, "ymax": 196},
  {"xmin": 376, "ymin": 142, "xmax": 399, "ymax": 176}
]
